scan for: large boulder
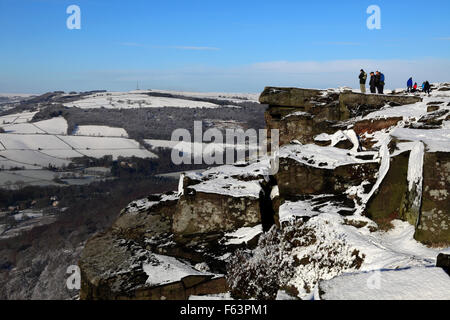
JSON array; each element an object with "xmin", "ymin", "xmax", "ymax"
[{"xmin": 173, "ymin": 177, "xmax": 263, "ymax": 243}]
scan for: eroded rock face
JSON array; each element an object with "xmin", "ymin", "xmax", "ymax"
[
  {"xmin": 261, "ymin": 88, "xmax": 342, "ymax": 147},
  {"xmin": 353, "ymin": 117, "xmax": 403, "ymax": 136},
  {"xmin": 112, "ymin": 193, "xmax": 178, "ymax": 245},
  {"xmin": 173, "ymin": 191, "xmax": 261, "ymax": 243},
  {"xmin": 366, "ymin": 151, "xmax": 410, "ymax": 228},
  {"xmin": 259, "ymin": 87, "xmax": 324, "ymax": 108},
  {"xmin": 276, "ymin": 144, "xmax": 379, "ymax": 200},
  {"xmin": 276, "ymin": 158, "xmax": 378, "ymax": 199},
  {"xmin": 265, "ymin": 109, "xmax": 338, "ymax": 145},
  {"xmin": 416, "ymin": 152, "xmax": 450, "ymax": 244}
]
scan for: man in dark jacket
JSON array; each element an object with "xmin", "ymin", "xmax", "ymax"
[
  {"xmin": 359, "ymin": 69, "xmax": 367, "ymax": 93},
  {"xmin": 423, "ymin": 81, "xmax": 431, "ymax": 95},
  {"xmin": 369, "ymin": 72, "xmax": 376, "ymax": 93},
  {"xmin": 376, "ymin": 71, "xmax": 384, "ymax": 94}
]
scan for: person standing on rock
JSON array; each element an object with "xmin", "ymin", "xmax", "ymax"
[
  {"xmin": 376, "ymin": 71, "xmax": 385, "ymax": 94},
  {"xmin": 407, "ymin": 77, "xmax": 413, "ymax": 92},
  {"xmin": 423, "ymin": 81, "xmax": 431, "ymax": 95},
  {"xmin": 369, "ymin": 72, "xmax": 376, "ymax": 93},
  {"xmin": 359, "ymin": 69, "xmax": 367, "ymax": 93}
]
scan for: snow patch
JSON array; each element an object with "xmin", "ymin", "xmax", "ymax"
[{"xmin": 319, "ymin": 267, "xmax": 450, "ymax": 300}]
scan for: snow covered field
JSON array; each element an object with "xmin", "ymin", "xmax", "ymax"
[
  {"xmin": 64, "ymin": 91, "xmax": 221, "ymax": 109},
  {"xmin": 0, "ymin": 116, "xmax": 156, "ymax": 173},
  {"xmin": 0, "ymin": 111, "xmax": 39, "ymax": 125},
  {"xmin": 62, "ymin": 89, "xmax": 259, "ymax": 110},
  {"xmin": 73, "ymin": 125, "xmax": 128, "ymax": 137}
]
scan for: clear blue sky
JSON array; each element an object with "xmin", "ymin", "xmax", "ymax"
[{"xmin": 1, "ymin": 0, "xmax": 449, "ymax": 93}]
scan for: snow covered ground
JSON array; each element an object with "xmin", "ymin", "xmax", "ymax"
[
  {"xmin": 318, "ymin": 267, "xmax": 450, "ymax": 300},
  {"xmin": 143, "ymin": 254, "xmax": 214, "ymax": 287},
  {"xmin": 189, "ymin": 177, "xmax": 262, "ymax": 199},
  {"xmin": 223, "ymin": 225, "xmax": 263, "ymax": 245},
  {"xmin": 279, "ymin": 143, "xmax": 378, "ymax": 170}
]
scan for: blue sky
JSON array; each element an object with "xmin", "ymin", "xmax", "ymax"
[{"xmin": 1, "ymin": 0, "xmax": 449, "ymax": 93}]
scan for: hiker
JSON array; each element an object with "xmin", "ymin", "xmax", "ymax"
[
  {"xmin": 369, "ymin": 72, "xmax": 376, "ymax": 93},
  {"xmin": 376, "ymin": 71, "xmax": 385, "ymax": 94},
  {"xmin": 359, "ymin": 69, "xmax": 367, "ymax": 93},
  {"xmin": 412, "ymin": 82, "xmax": 418, "ymax": 92},
  {"xmin": 423, "ymin": 81, "xmax": 431, "ymax": 95},
  {"xmin": 407, "ymin": 77, "xmax": 413, "ymax": 92}
]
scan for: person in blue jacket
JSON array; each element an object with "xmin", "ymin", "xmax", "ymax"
[
  {"xmin": 407, "ymin": 77, "xmax": 413, "ymax": 92},
  {"xmin": 375, "ymin": 71, "xmax": 385, "ymax": 94}
]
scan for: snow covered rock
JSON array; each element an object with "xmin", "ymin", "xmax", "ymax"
[
  {"xmin": 79, "ymin": 232, "xmax": 227, "ymax": 300},
  {"xmin": 172, "ymin": 162, "xmax": 272, "ymax": 243}
]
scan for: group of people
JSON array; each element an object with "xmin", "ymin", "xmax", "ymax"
[
  {"xmin": 359, "ymin": 69, "xmax": 432, "ymax": 95},
  {"xmin": 407, "ymin": 77, "xmax": 431, "ymax": 94},
  {"xmin": 359, "ymin": 69, "xmax": 385, "ymax": 94}
]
